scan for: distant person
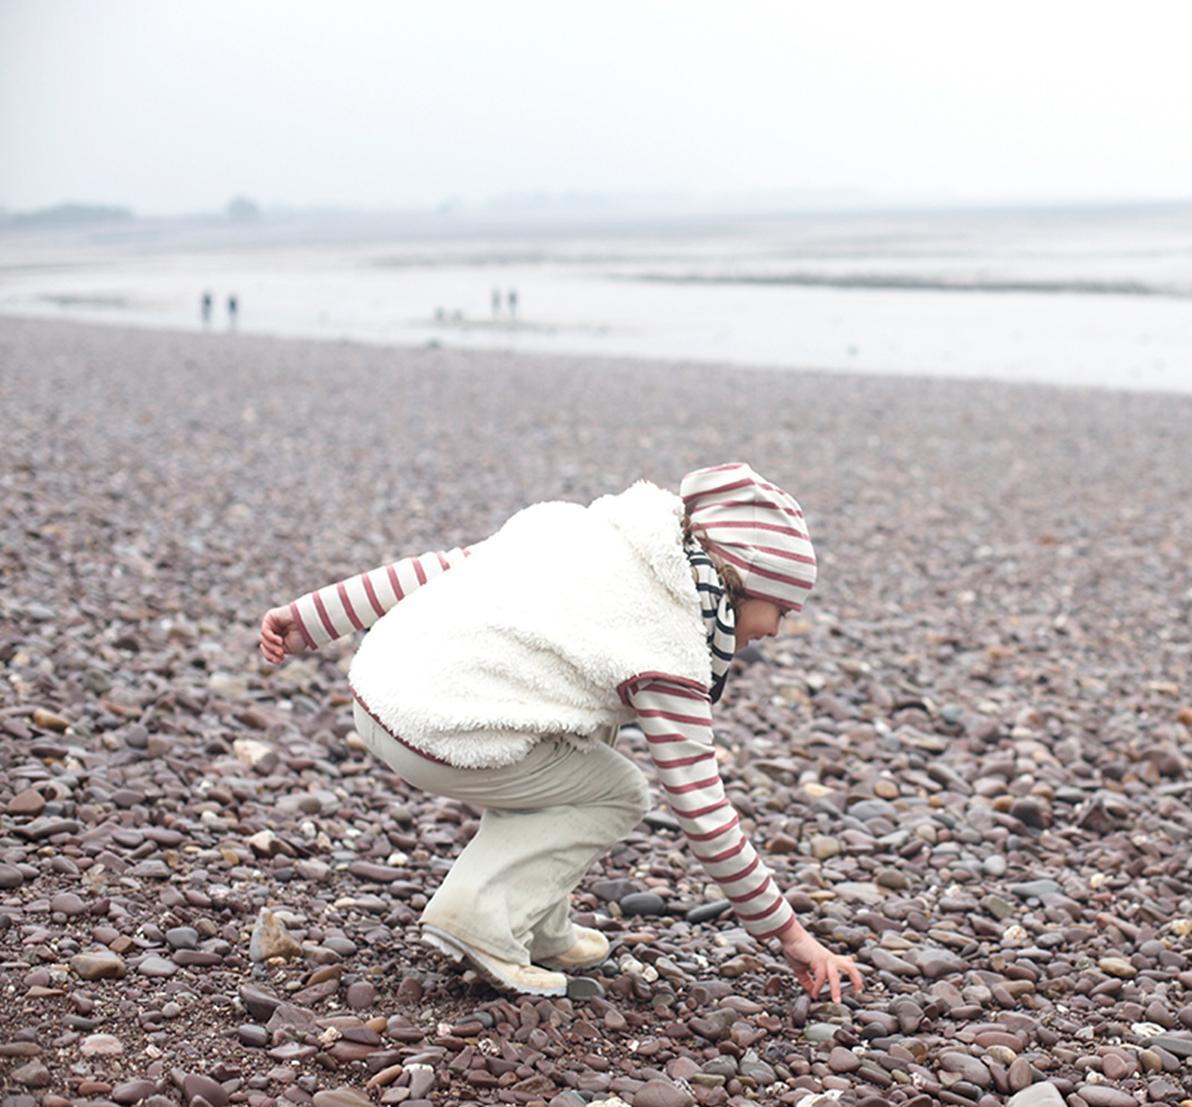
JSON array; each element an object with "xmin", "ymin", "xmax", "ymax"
[
  {"xmin": 227, "ymin": 294, "xmax": 238, "ymax": 329},
  {"xmin": 491, "ymin": 287, "xmax": 501, "ymax": 318},
  {"xmin": 508, "ymin": 288, "xmax": 518, "ymax": 320},
  {"xmin": 200, "ymin": 291, "xmax": 213, "ymax": 327}
]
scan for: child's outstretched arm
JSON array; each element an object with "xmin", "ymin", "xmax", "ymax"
[
  {"xmin": 622, "ymin": 675, "xmax": 865, "ymax": 1003},
  {"xmin": 259, "ymin": 544, "xmax": 475, "ymax": 663}
]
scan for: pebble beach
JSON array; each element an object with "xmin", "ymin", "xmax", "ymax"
[{"xmin": 1, "ymin": 314, "xmax": 1190, "ymax": 1107}]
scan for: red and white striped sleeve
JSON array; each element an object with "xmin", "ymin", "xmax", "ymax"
[
  {"xmin": 623, "ymin": 675, "xmax": 796, "ymax": 943},
  {"xmin": 287, "ymin": 546, "xmax": 472, "ymax": 650}
]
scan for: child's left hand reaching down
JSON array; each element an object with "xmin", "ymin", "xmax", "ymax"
[
  {"xmin": 782, "ymin": 927, "xmax": 865, "ymax": 1003},
  {"xmin": 259, "ymin": 606, "xmax": 309, "ymax": 664}
]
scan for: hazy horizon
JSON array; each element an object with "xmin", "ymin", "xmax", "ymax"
[
  {"xmin": 5, "ymin": 188, "xmax": 1192, "ymax": 226},
  {"xmin": 3, "ymin": 1, "xmax": 1191, "ymax": 218}
]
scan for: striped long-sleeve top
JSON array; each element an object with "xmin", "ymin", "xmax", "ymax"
[{"xmin": 288, "ymin": 549, "xmax": 796, "ymax": 943}]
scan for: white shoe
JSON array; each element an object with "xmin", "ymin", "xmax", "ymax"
[
  {"xmin": 536, "ymin": 925, "xmax": 610, "ymax": 972},
  {"xmin": 421, "ymin": 924, "xmax": 567, "ymax": 996}
]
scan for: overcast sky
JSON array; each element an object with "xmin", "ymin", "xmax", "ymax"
[{"xmin": 3, "ymin": 0, "xmax": 1191, "ymax": 216}]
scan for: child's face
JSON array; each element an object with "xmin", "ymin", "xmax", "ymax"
[{"xmin": 734, "ymin": 598, "xmax": 787, "ymax": 649}]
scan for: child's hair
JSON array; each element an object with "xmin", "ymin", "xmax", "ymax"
[{"xmin": 681, "ymin": 512, "xmax": 746, "ymax": 611}]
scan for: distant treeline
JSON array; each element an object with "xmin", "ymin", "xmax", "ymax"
[{"xmin": 1, "ymin": 203, "xmax": 135, "ymax": 228}]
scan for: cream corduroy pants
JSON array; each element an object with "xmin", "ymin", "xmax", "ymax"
[{"xmin": 352, "ymin": 702, "xmax": 651, "ymax": 965}]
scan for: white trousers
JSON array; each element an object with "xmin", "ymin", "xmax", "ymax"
[{"xmin": 352, "ymin": 702, "xmax": 651, "ymax": 965}]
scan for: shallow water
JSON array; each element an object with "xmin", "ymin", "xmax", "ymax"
[{"xmin": 2, "ymin": 202, "xmax": 1190, "ymax": 393}]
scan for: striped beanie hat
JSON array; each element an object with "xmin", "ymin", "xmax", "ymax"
[{"xmin": 679, "ymin": 462, "xmax": 817, "ymax": 611}]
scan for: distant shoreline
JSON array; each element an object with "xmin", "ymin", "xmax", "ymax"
[
  {"xmin": 626, "ymin": 272, "xmax": 1191, "ymax": 299},
  {"xmin": 3, "ymin": 310, "xmax": 1189, "ymax": 402}
]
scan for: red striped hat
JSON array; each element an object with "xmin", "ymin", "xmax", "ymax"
[{"xmin": 679, "ymin": 462, "xmax": 817, "ymax": 611}]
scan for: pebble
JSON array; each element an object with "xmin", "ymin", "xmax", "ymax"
[
  {"xmin": 1098, "ymin": 956, "xmax": 1136, "ymax": 978},
  {"xmin": 939, "ymin": 1051, "xmax": 992, "ymax": 1088},
  {"xmin": 632, "ymin": 1080, "xmax": 693, "ymax": 1107},
  {"xmin": 1006, "ymin": 1086, "xmax": 1065, "ymax": 1107},
  {"xmin": 828, "ymin": 1046, "xmax": 861, "ymax": 1073},
  {"xmin": 348, "ymin": 860, "xmax": 402, "ymax": 883},
  {"xmin": 49, "ymin": 891, "xmax": 86, "ymax": 914},
  {"xmin": 11, "ymin": 1061, "xmax": 51, "ymax": 1087},
  {"xmin": 346, "ymin": 981, "xmax": 376, "ymax": 1009},
  {"xmin": 0, "ymin": 862, "xmax": 25, "ymax": 889},
  {"xmin": 70, "ymin": 950, "xmax": 126, "ymax": 980},
  {"xmin": 809, "ymin": 835, "xmax": 843, "ymax": 860},
  {"xmin": 619, "ymin": 891, "xmax": 666, "ymax": 916},
  {"xmin": 249, "ymin": 907, "xmax": 303, "ymax": 961},
  {"xmin": 166, "ymin": 926, "xmax": 199, "ymax": 949},
  {"xmin": 686, "ymin": 899, "xmax": 730, "ymax": 924},
  {"xmin": 311, "ymin": 1091, "xmax": 371, "ymax": 1107},
  {"xmin": 137, "ymin": 956, "xmax": 178, "ymax": 977},
  {"xmin": 112, "ymin": 1081, "xmax": 158, "ymax": 1104},
  {"xmin": 1151, "ymin": 1033, "xmax": 1192, "ymax": 1058},
  {"xmin": 1076, "ymin": 1088, "xmax": 1140, "ymax": 1107},
  {"xmin": 8, "ymin": 788, "xmax": 46, "ymax": 816},
  {"xmin": 568, "ymin": 976, "xmax": 605, "ymax": 999},
  {"xmin": 909, "ymin": 946, "xmax": 967, "ymax": 978},
  {"xmin": 1009, "ymin": 880, "xmax": 1064, "ymax": 899},
  {"xmin": 238, "ymin": 1024, "xmax": 269, "ymax": 1047},
  {"xmin": 183, "ymin": 1074, "xmax": 228, "ymax": 1107},
  {"xmin": 80, "ymin": 1034, "xmax": 124, "ymax": 1056}
]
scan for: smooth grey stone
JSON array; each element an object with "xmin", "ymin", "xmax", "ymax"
[
  {"xmin": 129, "ymin": 859, "xmax": 171, "ymax": 880},
  {"xmin": 939, "ymin": 1051, "xmax": 992, "ymax": 1088},
  {"xmin": 345, "ymin": 981, "xmax": 376, "ymax": 1010},
  {"xmin": 981, "ymin": 893, "xmax": 1017, "ymax": 920},
  {"xmin": 1007, "ymin": 1082, "xmax": 1066, "ymax": 1106},
  {"xmin": 112, "ymin": 1080, "xmax": 158, "ymax": 1104},
  {"xmin": 907, "ymin": 945, "xmax": 967, "ymax": 978},
  {"xmin": 347, "ymin": 860, "xmax": 401, "ymax": 882},
  {"xmin": 312, "ymin": 1091, "xmax": 372, "ymax": 1107},
  {"xmin": 619, "ymin": 891, "xmax": 666, "ymax": 916},
  {"xmin": 165, "ymin": 926, "xmax": 199, "ymax": 949},
  {"xmin": 591, "ymin": 878, "xmax": 639, "ymax": 902},
  {"xmin": 49, "ymin": 892, "xmax": 86, "ymax": 915},
  {"xmin": 239, "ymin": 983, "xmax": 283, "ymax": 1020},
  {"xmin": 642, "ymin": 810, "xmax": 680, "ymax": 832},
  {"xmin": 0, "ymin": 863, "xmax": 25, "ymax": 889},
  {"xmin": 14, "ymin": 817, "xmax": 79, "ymax": 841},
  {"xmin": 1077, "ymin": 1087, "xmax": 1143, "ymax": 1107},
  {"xmin": 737, "ymin": 1058, "xmax": 776, "ymax": 1085},
  {"xmin": 686, "ymin": 899, "xmax": 731, "ymax": 924},
  {"xmin": 1010, "ymin": 879, "xmax": 1064, "ymax": 899},
  {"xmin": 237, "ymin": 1024, "xmax": 268, "ymax": 1047},
  {"xmin": 136, "ymin": 956, "xmax": 178, "ymax": 977},
  {"xmin": 567, "ymin": 976, "xmax": 605, "ymax": 999},
  {"xmin": 847, "ymin": 799, "xmax": 897, "ymax": 821},
  {"xmin": 1149, "ymin": 1034, "xmax": 1192, "ymax": 1058},
  {"xmin": 182, "ymin": 1074, "xmax": 228, "ymax": 1107}
]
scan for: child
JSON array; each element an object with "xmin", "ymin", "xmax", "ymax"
[{"xmin": 259, "ymin": 462, "xmax": 863, "ymax": 1001}]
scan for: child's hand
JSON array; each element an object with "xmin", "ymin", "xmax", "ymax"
[
  {"xmin": 259, "ymin": 606, "xmax": 308, "ymax": 664},
  {"xmin": 781, "ymin": 928, "xmax": 865, "ymax": 1003}
]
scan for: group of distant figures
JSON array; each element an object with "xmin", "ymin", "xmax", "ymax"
[
  {"xmin": 200, "ymin": 291, "xmax": 238, "ymax": 328},
  {"xmin": 433, "ymin": 287, "xmax": 521, "ymax": 327},
  {"xmin": 492, "ymin": 287, "xmax": 518, "ymax": 318},
  {"xmin": 200, "ymin": 288, "xmax": 519, "ymax": 332}
]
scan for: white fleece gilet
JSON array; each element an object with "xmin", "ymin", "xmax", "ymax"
[{"xmin": 347, "ymin": 480, "xmax": 711, "ymax": 768}]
